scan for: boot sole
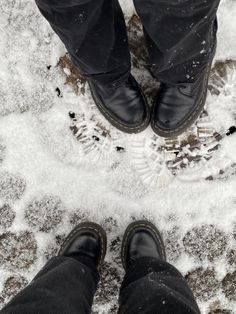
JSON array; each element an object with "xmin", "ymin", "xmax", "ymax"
[
  {"xmin": 121, "ymin": 220, "xmax": 166, "ymax": 271},
  {"xmin": 58, "ymin": 222, "xmax": 107, "ymax": 269},
  {"xmin": 88, "ymin": 81, "xmax": 151, "ymax": 134},
  {"xmin": 151, "ymin": 63, "xmax": 212, "ymax": 138}
]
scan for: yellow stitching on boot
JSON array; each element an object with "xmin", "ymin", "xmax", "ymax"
[
  {"xmin": 122, "ymin": 223, "xmax": 165, "ymax": 267},
  {"xmin": 59, "ymin": 225, "xmax": 105, "ymax": 266},
  {"xmin": 89, "ymin": 83, "xmax": 150, "ymax": 132},
  {"xmin": 151, "ymin": 65, "xmax": 210, "ymax": 134}
]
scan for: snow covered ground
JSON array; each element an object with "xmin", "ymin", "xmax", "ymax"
[{"xmin": 0, "ymin": 0, "xmax": 236, "ymax": 313}]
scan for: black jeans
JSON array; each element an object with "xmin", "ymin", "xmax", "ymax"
[
  {"xmin": 35, "ymin": 0, "xmax": 219, "ymax": 85},
  {"xmin": 0, "ymin": 256, "xmax": 200, "ymax": 314}
]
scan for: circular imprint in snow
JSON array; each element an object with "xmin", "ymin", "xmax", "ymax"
[
  {"xmin": 25, "ymin": 195, "xmax": 65, "ymax": 232},
  {"xmin": 222, "ymin": 271, "xmax": 236, "ymax": 301},
  {"xmin": 1, "ymin": 275, "xmax": 28, "ymax": 303},
  {"xmin": 185, "ymin": 267, "xmax": 220, "ymax": 301},
  {"xmin": 183, "ymin": 225, "xmax": 228, "ymax": 262},
  {"xmin": 0, "ymin": 231, "xmax": 37, "ymax": 271},
  {"xmin": 0, "ymin": 204, "xmax": 16, "ymax": 228},
  {"xmin": 0, "ymin": 171, "xmax": 26, "ymax": 202}
]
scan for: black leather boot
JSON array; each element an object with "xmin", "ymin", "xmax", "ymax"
[
  {"xmin": 151, "ymin": 63, "xmax": 212, "ymax": 138},
  {"xmin": 88, "ymin": 74, "xmax": 150, "ymax": 133},
  {"xmin": 58, "ymin": 222, "xmax": 107, "ymax": 269},
  {"xmin": 121, "ymin": 220, "xmax": 166, "ymax": 270}
]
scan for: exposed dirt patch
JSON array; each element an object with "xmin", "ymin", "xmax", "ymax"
[
  {"xmin": 0, "ymin": 231, "xmax": 37, "ymax": 271},
  {"xmin": 209, "ymin": 60, "xmax": 236, "ymax": 96},
  {"xmin": 93, "ymin": 261, "xmax": 122, "ymax": 314},
  {"xmin": 109, "ymin": 236, "xmax": 122, "ymax": 256},
  {"xmin": 58, "ymin": 54, "xmax": 86, "ymax": 95},
  {"xmin": 208, "ymin": 300, "xmax": 232, "ymax": 314},
  {"xmin": 183, "ymin": 225, "xmax": 228, "ymax": 262},
  {"xmin": 127, "ymin": 14, "xmax": 158, "ymax": 101},
  {"xmin": 127, "ymin": 15, "xmax": 149, "ymax": 70},
  {"xmin": 69, "ymin": 209, "xmax": 89, "ymax": 228},
  {"xmin": 0, "ymin": 276, "xmax": 28, "ymax": 304},
  {"xmin": 25, "ymin": 195, "xmax": 65, "ymax": 232},
  {"xmin": 0, "ymin": 171, "xmax": 26, "ymax": 202},
  {"xmin": 101, "ymin": 217, "xmax": 118, "ymax": 233},
  {"xmin": 226, "ymin": 249, "xmax": 236, "ymax": 268},
  {"xmin": 222, "ymin": 271, "xmax": 236, "ymax": 301},
  {"xmin": 109, "ymin": 236, "xmax": 123, "ymax": 269},
  {"xmin": 0, "ymin": 204, "xmax": 15, "ymax": 228},
  {"xmin": 186, "ymin": 267, "xmax": 220, "ymax": 301}
]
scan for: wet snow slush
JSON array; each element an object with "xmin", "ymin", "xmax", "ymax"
[{"xmin": 0, "ymin": 0, "xmax": 236, "ymax": 313}]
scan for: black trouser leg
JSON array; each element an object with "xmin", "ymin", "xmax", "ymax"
[
  {"xmin": 134, "ymin": 0, "xmax": 220, "ymax": 84},
  {"xmin": 35, "ymin": 0, "xmax": 131, "ymax": 84},
  {"xmin": 0, "ymin": 256, "xmax": 99, "ymax": 314},
  {"xmin": 118, "ymin": 257, "xmax": 200, "ymax": 314}
]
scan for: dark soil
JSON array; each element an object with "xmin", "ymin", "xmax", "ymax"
[
  {"xmin": 0, "ymin": 171, "xmax": 26, "ymax": 202},
  {"xmin": 0, "ymin": 276, "xmax": 28, "ymax": 304},
  {"xmin": 58, "ymin": 54, "xmax": 86, "ymax": 95},
  {"xmin": 0, "ymin": 204, "xmax": 15, "ymax": 228},
  {"xmin": 222, "ymin": 271, "xmax": 236, "ymax": 301},
  {"xmin": 93, "ymin": 261, "xmax": 122, "ymax": 314},
  {"xmin": 183, "ymin": 225, "xmax": 228, "ymax": 262},
  {"xmin": 208, "ymin": 299, "xmax": 232, "ymax": 314},
  {"xmin": 0, "ymin": 231, "xmax": 37, "ymax": 271},
  {"xmin": 69, "ymin": 209, "xmax": 89, "ymax": 228},
  {"xmin": 185, "ymin": 267, "xmax": 220, "ymax": 301},
  {"xmin": 25, "ymin": 195, "xmax": 65, "ymax": 232},
  {"xmin": 226, "ymin": 249, "xmax": 236, "ymax": 268}
]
